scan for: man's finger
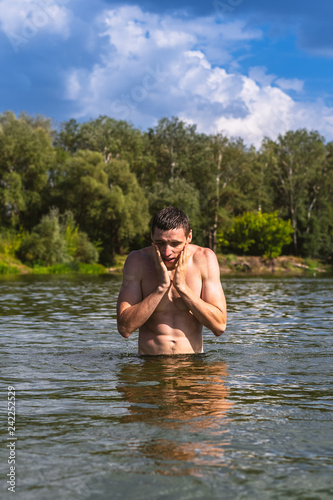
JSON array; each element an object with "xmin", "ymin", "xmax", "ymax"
[
  {"xmin": 152, "ymin": 244, "xmax": 166, "ymax": 269},
  {"xmin": 153, "ymin": 244, "xmax": 161, "ymax": 262}
]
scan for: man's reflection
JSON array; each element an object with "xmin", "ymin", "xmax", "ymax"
[{"xmin": 116, "ymin": 355, "xmax": 232, "ymax": 475}]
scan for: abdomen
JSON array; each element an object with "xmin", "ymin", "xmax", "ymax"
[{"xmin": 139, "ymin": 311, "xmax": 203, "ymax": 355}]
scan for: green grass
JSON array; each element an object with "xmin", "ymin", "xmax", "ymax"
[
  {"xmin": 0, "ymin": 262, "xmax": 20, "ymax": 274},
  {"xmin": 0, "ymin": 252, "xmax": 29, "ymax": 274},
  {"xmin": 29, "ymin": 262, "xmax": 108, "ymax": 274},
  {"xmin": 0, "ymin": 252, "xmax": 109, "ymax": 275}
]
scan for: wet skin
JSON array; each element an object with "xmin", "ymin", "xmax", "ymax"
[{"xmin": 117, "ymin": 227, "xmax": 227, "ymax": 355}]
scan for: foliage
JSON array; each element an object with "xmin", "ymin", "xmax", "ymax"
[
  {"xmin": 1, "ymin": 111, "xmax": 333, "ymax": 267},
  {"xmin": 0, "ymin": 230, "xmax": 24, "ymax": 256},
  {"xmin": 0, "ymin": 111, "xmax": 55, "ymax": 230},
  {"xmin": 148, "ymin": 177, "xmax": 202, "ymax": 241},
  {"xmin": 219, "ymin": 211, "xmax": 293, "ymax": 258},
  {"xmin": 261, "ymin": 129, "xmax": 328, "ymax": 255},
  {"xmin": 18, "ymin": 208, "xmax": 100, "ymax": 266},
  {"xmin": 29, "ymin": 262, "xmax": 107, "ymax": 274},
  {"xmin": 62, "ymin": 211, "xmax": 100, "ymax": 263},
  {"xmin": 49, "ymin": 150, "xmax": 150, "ymax": 261},
  {"xmin": 0, "ymin": 262, "xmax": 20, "ymax": 274},
  {"xmin": 18, "ymin": 208, "xmax": 68, "ymax": 265}
]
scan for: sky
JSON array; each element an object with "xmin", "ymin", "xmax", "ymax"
[{"xmin": 0, "ymin": 0, "xmax": 332, "ymax": 147}]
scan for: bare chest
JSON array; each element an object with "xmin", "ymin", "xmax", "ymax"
[{"xmin": 142, "ymin": 263, "xmax": 202, "ymax": 312}]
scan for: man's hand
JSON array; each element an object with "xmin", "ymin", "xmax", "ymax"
[
  {"xmin": 174, "ymin": 244, "xmax": 189, "ymax": 292},
  {"xmin": 152, "ymin": 244, "xmax": 171, "ymax": 290}
]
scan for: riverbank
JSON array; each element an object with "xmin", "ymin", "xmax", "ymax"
[
  {"xmin": 0, "ymin": 252, "xmax": 331, "ymax": 276},
  {"xmin": 0, "ymin": 253, "xmax": 108, "ymax": 275},
  {"xmin": 217, "ymin": 255, "xmax": 332, "ymax": 276}
]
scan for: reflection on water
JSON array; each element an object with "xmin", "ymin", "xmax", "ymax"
[
  {"xmin": 118, "ymin": 356, "xmax": 230, "ymax": 427},
  {"xmin": 117, "ymin": 356, "xmax": 232, "ymax": 475},
  {"xmin": 1, "ymin": 275, "xmax": 333, "ymax": 500}
]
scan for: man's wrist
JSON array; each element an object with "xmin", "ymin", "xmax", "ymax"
[
  {"xmin": 174, "ymin": 282, "xmax": 187, "ymax": 294},
  {"xmin": 156, "ymin": 283, "xmax": 170, "ymax": 293}
]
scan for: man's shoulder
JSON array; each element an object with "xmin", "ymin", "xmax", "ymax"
[
  {"xmin": 122, "ymin": 247, "xmax": 153, "ymax": 280},
  {"xmin": 191, "ymin": 245, "xmax": 219, "ymax": 276},
  {"xmin": 124, "ymin": 247, "xmax": 152, "ymax": 267},
  {"xmin": 191, "ymin": 245, "xmax": 217, "ymax": 261}
]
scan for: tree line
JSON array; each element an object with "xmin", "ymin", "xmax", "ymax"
[{"xmin": 0, "ymin": 111, "xmax": 332, "ymax": 266}]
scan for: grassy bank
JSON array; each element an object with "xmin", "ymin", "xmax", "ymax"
[
  {"xmin": 0, "ymin": 252, "xmax": 331, "ymax": 277},
  {"xmin": 0, "ymin": 253, "xmax": 108, "ymax": 275}
]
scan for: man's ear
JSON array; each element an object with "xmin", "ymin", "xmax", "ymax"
[{"xmin": 187, "ymin": 230, "xmax": 192, "ymax": 243}]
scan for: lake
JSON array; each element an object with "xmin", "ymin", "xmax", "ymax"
[{"xmin": 1, "ymin": 274, "xmax": 333, "ymax": 499}]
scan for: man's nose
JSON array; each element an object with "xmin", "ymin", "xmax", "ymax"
[{"xmin": 162, "ymin": 245, "xmax": 172, "ymax": 256}]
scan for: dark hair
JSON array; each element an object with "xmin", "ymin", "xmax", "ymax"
[{"xmin": 150, "ymin": 207, "xmax": 191, "ymax": 237}]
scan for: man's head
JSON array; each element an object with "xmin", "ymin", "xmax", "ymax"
[
  {"xmin": 151, "ymin": 207, "xmax": 192, "ymax": 269},
  {"xmin": 150, "ymin": 206, "xmax": 191, "ymax": 237}
]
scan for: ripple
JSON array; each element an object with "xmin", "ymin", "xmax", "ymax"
[{"xmin": 1, "ymin": 275, "xmax": 333, "ymax": 500}]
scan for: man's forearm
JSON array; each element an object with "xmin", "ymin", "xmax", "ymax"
[
  {"xmin": 176, "ymin": 284, "xmax": 226, "ymax": 336},
  {"xmin": 117, "ymin": 285, "xmax": 168, "ymax": 338}
]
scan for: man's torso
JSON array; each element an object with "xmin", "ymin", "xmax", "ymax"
[{"xmin": 138, "ymin": 245, "xmax": 204, "ymax": 355}]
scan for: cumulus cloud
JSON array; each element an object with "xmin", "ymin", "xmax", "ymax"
[
  {"xmin": 248, "ymin": 67, "xmax": 304, "ymax": 93},
  {"xmin": 248, "ymin": 66, "xmax": 276, "ymax": 87},
  {"xmin": 64, "ymin": 5, "xmax": 333, "ymax": 147},
  {"xmin": 275, "ymin": 78, "xmax": 304, "ymax": 92},
  {"xmin": 0, "ymin": 0, "xmax": 71, "ymax": 51}
]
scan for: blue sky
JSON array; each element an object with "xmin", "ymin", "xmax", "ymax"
[{"xmin": 0, "ymin": 0, "xmax": 332, "ymax": 146}]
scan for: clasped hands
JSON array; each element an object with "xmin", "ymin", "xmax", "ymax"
[{"xmin": 152, "ymin": 243, "xmax": 189, "ymax": 293}]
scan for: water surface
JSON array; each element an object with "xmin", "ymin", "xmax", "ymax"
[{"xmin": 1, "ymin": 275, "xmax": 332, "ymax": 499}]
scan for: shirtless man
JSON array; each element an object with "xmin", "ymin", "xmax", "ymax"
[{"xmin": 117, "ymin": 207, "xmax": 227, "ymax": 355}]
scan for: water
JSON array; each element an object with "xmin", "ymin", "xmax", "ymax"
[{"xmin": 1, "ymin": 274, "xmax": 333, "ymax": 499}]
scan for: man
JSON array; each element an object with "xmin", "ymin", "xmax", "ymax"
[{"xmin": 117, "ymin": 206, "xmax": 227, "ymax": 355}]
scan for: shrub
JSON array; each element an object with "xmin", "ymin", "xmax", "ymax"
[
  {"xmin": 63, "ymin": 212, "xmax": 100, "ymax": 263},
  {"xmin": 218, "ymin": 211, "xmax": 293, "ymax": 258},
  {"xmin": 18, "ymin": 208, "xmax": 69, "ymax": 265},
  {"xmin": 0, "ymin": 231, "xmax": 24, "ymax": 256},
  {"xmin": 0, "ymin": 263, "xmax": 20, "ymax": 274},
  {"xmin": 18, "ymin": 209, "xmax": 100, "ymax": 266}
]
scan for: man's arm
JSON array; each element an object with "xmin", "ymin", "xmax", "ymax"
[
  {"xmin": 117, "ymin": 248, "xmax": 170, "ymax": 338},
  {"xmin": 174, "ymin": 246, "xmax": 227, "ymax": 337}
]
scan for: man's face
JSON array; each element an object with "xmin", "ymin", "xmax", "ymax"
[{"xmin": 151, "ymin": 227, "xmax": 192, "ymax": 269}]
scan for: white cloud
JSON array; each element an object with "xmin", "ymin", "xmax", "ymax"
[
  {"xmin": 249, "ymin": 66, "xmax": 276, "ymax": 86},
  {"xmin": 249, "ymin": 67, "xmax": 304, "ymax": 93},
  {"xmin": 0, "ymin": 0, "xmax": 71, "ymax": 42},
  {"xmin": 275, "ymin": 78, "xmax": 304, "ymax": 92},
  {"xmin": 64, "ymin": 5, "xmax": 333, "ymax": 147},
  {"xmin": 66, "ymin": 71, "xmax": 81, "ymax": 100}
]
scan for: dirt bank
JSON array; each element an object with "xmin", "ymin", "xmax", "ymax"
[{"xmin": 217, "ymin": 255, "xmax": 331, "ymax": 276}]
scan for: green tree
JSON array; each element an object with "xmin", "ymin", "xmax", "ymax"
[
  {"xmin": 262, "ymin": 129, "xmax": 327, "ymax": 254},
  {"xmin": 147, "ymin": 117, "xmax": 199, "ymax": 183},
  {"xmin": 103, "ymin": 158, "xmax": 150, "ymax": 256},
  {"xmin": 0, "ymin": 172, "xmax": 25, "ymax": 228},
  {"xmin": 0, "ymin": 111, "xmax": 55, "ymax": 229},
  {"xmin": 62, "ymin": 211, "xmax": 100, "ymax": 264},
  {"xmin": 18, "ymin": 208, "xmax": 100, "ymax": 266},
  {"xmin": 301, "ymin": 140, "xmax": 333, "ymax": 259},
  {"xmin": 18, "ymin": 208, "xmax": 69, "ymax": 265},
  {"xmin": 219, "ymin": 211, "xmax": 293, "ymax": 258},
  {"xmin": 54, "ymin": 115, "xmax": 155, "ymax": 182},
  {"xmin": 148, "ymin": 177, "xmax": 202, "ymax": 241},
  {"xmin": 53, "ymin": 151, "xmax": 149, "ymax": 262},
  {"xmin": 54, "ymin": 150, "xmax": 109, "ymax": 229},
  {"xmin": 17, "ymin": 208, "xmax": 98, "ymax": 266},
  {"xmin": 201, "ymin": 136, "xmax": 265, "ymax": 251}
]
